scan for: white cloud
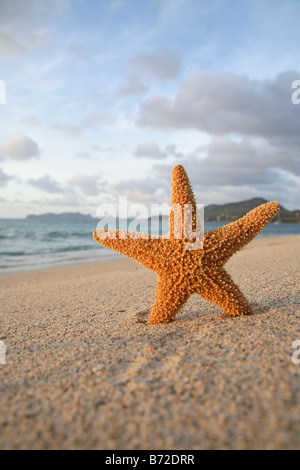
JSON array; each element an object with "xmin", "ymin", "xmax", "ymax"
[
  {"xmin": 70, "ymin": 171, "xmax": 107, "ymax": 197},
  {"xmin": 28, "ymin": 174, "xmax": 63, "ymax": 194},
  {"xmin": 134, "ymin": 141, "xmax": 167, "ymax": 159},
  {"xmin": 138, "ymin": 70, "xmax": 300, "ymax": 138},
  {"xmin": 111, "ymin": 178, "xmax": 168, "ymax": 204},
  {"xmin": 0, "ymin": 168, "xmax": 13, "ymax": 187},
  {"xmin": 51, "ymin": 111, "xmax": 113, "ymax": 137},
  {"xmin": 0, "ymin": 27, "xmax": 49, "ymax": 57},
  {"xmin": 118, "ymin": 75, "xmax": 149, "ymax": 96},
  {"xmin": 0, "ymin": 134, "xmax": 40, "ymax": 160},
  {"xmin": 83, "ymin": 110, "xmax": 114, "ymax": 127},
  {"xmin": 134, "ymin": 141, "xmax": 185, "ymax": 160},
  {"xmin": 51, "ymin": 124, "xmax": 83, "ymax": 136},
  {"xmin": 152, "ymin": 134, "xmax": 300, "ymax": 208},
  {"xmin": 132, "ymin": 48, "xmax": 182, "ymax": 80},
  {"xmin": 192, "ymin": 136, "xmax": 300, "ymax": 184},
  {"xmin": 75, "ymin": 151, "xmax": 91, "ymax": 159},
  {"xmin": 0, "ymin": 0, "xmax": 69, "ymax": 29},
  {"xmin": 0, "ymin": 32, "xmax": 25, "ymax": 56},
  {"xmin": 26, "ymin": 27, "xmax": 50, "ymax": 47},
  {"xmin": 165, "ymin": 144, "xmax": 184, "ymax": 159},
  {"xmin": 0, "ymin": 1, "xmax": 69, "ymax": 57},
  {"xmin": 154, "ymin": 135, "xmax": 300, "ymax": 185},
  {"xmin": 30, "ymin": 189, "xmax": 80, "ymax": 208}
]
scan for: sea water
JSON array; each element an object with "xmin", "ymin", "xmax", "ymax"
[{"xmin": 0, "ymin": 218, "xmax": 299, "ymax": 275}]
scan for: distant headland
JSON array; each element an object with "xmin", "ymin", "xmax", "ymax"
[{"xmin": 5, "ymin": 198, "xmax": 299, "ymax": 223}]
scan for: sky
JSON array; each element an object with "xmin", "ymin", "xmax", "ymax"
[{"xmin": 0, "ymin": 0, "xmax": 299, "ymax": 218}]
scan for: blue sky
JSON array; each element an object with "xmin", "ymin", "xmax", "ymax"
[{"xmin": 0, "ymin": 0, "xmax": 299, "ymax": 217}]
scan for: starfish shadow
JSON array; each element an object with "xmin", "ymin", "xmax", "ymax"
[
  {"xmin": 135, "ymin": 291, "xmax": 295, "ymax": 325},
  {"xmin": 136, "ymin": 310, "xmax": 149, "ymax": 324},
  {"xmin": 249, "ymin": 294, "xmax": 299, "ymax": 316}
]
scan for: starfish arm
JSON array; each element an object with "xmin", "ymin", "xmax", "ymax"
[
  {"xmin": 202, "ymin": 201, "xmax": 280, "ymax": 265},
  {"xmin": 147, "ymin": 275, "xmax": 190, "ymax": 324},
  {"xmin": 170, "ymin": 165, "xmax": 197, "ymax": 207},
  {"xmin": 93, "ymin": 229, "xmax": 166, "ymax": 272},
  {"xmin": 169, "ymin": 165, "xmax": 204, "ymax": 241},
  {"xmin": 196, "ymin": 267, "xmax": 252, "ymax": 316}
]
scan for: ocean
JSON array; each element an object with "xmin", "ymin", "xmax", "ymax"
[{"xmin": 0, "ymin": 218, "xmax": 299, "ymax": 275}]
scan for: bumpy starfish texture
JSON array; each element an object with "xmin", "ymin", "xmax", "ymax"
[{"xmin": 93, "ymin": 165, "xmax": 280, "ymax": 324}]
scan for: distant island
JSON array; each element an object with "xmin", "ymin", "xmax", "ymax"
[
  {"xmin": 21, "ymin": 198, "xmax": 300, "ymax": 224},
  {"xmin": 204, "ymin": 198, "xmax": 300, "ymax": 223},
  {"xmin": 25, "ymin": 212, "xmax": 96, "ymax": 223}
]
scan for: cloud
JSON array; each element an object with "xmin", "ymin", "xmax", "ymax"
[
  {"xmin": 193, "ymin": 136, "xmax": 300, "ymax": 185},
  {"xmin": 51, "ymin": 111, "xmax": 113, "ymax": 137},
  {"xmin": 26, "ymin": 27, "xmax": 50, "ymax": 47},
  {"xmin": 83, "ymin": 110, "xmax": 114, "ymax": 127},
  {"xmin": 165, "ymin": 144, "xmax": 184, "ymax": 159},
  {"xmin": 0, "ymin": 134, "xmax": 40, "ymax": 160},
  {"xmin": 0, "ymin": 28, "xmax": 48, "ymax": 58},
  {"xmin": 0, "ymin": 0, "xmax": 69, "ymax": 28},
  {"xmin": 118, "ymin": 75, "xmax": 149, "ymax": 96},
  {"xmin": 134, "ymin": 141, "xmax": 185, "ymax": 160},
  {"xmin": 21, "ymin": 115, "xmax": 44, "ymax": 126},
  {"xmin": 138, "ymin": 70, "xmax": 300, "ymax": 138},
  {"xmin": 132, "ymin": 48, "xmax": 182, "ymax": 80},
  {"xmin": 136, "ymin": 68, "xmax": 300, "ymax": 208},
  {"xmin": 51, "ymin": 124, "xmax": 83, "ymax": 136},
  {"xmin": 70, "ymin": 171, "xmax": 107, "ymax": 196},
  {"xmin": 75, "ymin": 151, "xmax": 91, "ymax": 159},
  {"xmin": 30, "ymin": 189, "xmax": 80, "ymax": 208},
  {"xmin": 153, "ymin": 159, "xmax": 300, "ymax": 209},
  {"xmin": 151, "ymin": 134, "xmax": 300, "ymax": 209},
  {"xmin": 111, "ymin": 178, "xmax": 168, "ymax": 204},
  {"xmin": 154, "ymin": 135, "xmax": 300, "ymax": 186},
  {"xmin": 0, "ymin": 32, "xmax": 25, "ymax": 56},
  {"xmin": 0, "ymin": 0, "xmax": 69, "ymax": 57},
  {"xmin": 134, "ymin": 141, "xmax": 167, "ymax": 159},
  {"xmin": 28, "ymin": 174, "xmax": 63, "ymax": 194},
  {"xmin": 69, "ymin": 43, "xmax": 91, "ymax": 61},
  {"xmin": 0, "ymin": 168, "xmax": 13, "ymax": 187}
]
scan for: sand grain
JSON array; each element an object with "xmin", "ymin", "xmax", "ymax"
[{"xmin": 0, "ymin": 236, "xmax": 299, "ymax": 449}]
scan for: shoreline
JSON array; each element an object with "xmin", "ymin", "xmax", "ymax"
[
  {"xmin": 0, "ymin": 233, "xmax": 298, "ymax": 278},
  {"xmin": 0, "ymin": 249, "xmax": 120, "ymax": 277},
  {"xmin": 0, "ymin": 234, "xmax": 299, "ymax": 449}
]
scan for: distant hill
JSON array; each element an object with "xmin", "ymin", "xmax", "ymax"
[
  {"xmin": 25, "ymin": 212, "xmax": 97, "ymax": 223},
  {"xmin": 22, "ymin": 198, "xmax": 300, "ymax": 224},
  {"xmin": 204, "ymin": 198, "xmax": 300, "ymax": 223}
]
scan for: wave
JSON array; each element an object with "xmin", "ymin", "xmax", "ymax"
[
  {"xmin": 43, "ymin": 231, "xmax": 91, "ymax": 241},
  {"xmin": 1, "ymin": 219, "xmax": 299, "ymax": 275},
  {"xmin": 51, "ymin": 245, "xmax": 96, "ymax": 253},
  {"xmin": 43, "ymin": 231, "xmax": 67, "ymax": 239},
  {"xmin": 0, "ymin": 250, "xmax": 26, "ymax": 256}
]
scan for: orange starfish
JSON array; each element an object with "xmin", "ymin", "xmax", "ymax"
[{"xmin": 93, "ymin": 165, "xmax": 280, "ymax": 324}]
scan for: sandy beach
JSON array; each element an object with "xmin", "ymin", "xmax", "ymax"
[{"xmin": 0, "ymin": 235, "xmax": 299, "ymax": 450}]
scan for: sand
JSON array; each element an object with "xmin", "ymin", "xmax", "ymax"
[{"xmin": 0, "ymin": 235, "xmax": 299, "ymax": 450}]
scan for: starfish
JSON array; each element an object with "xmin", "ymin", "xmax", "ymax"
[{"xmin": 93, "ymin": 165, "xmax": 280, "ymax": 324}]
